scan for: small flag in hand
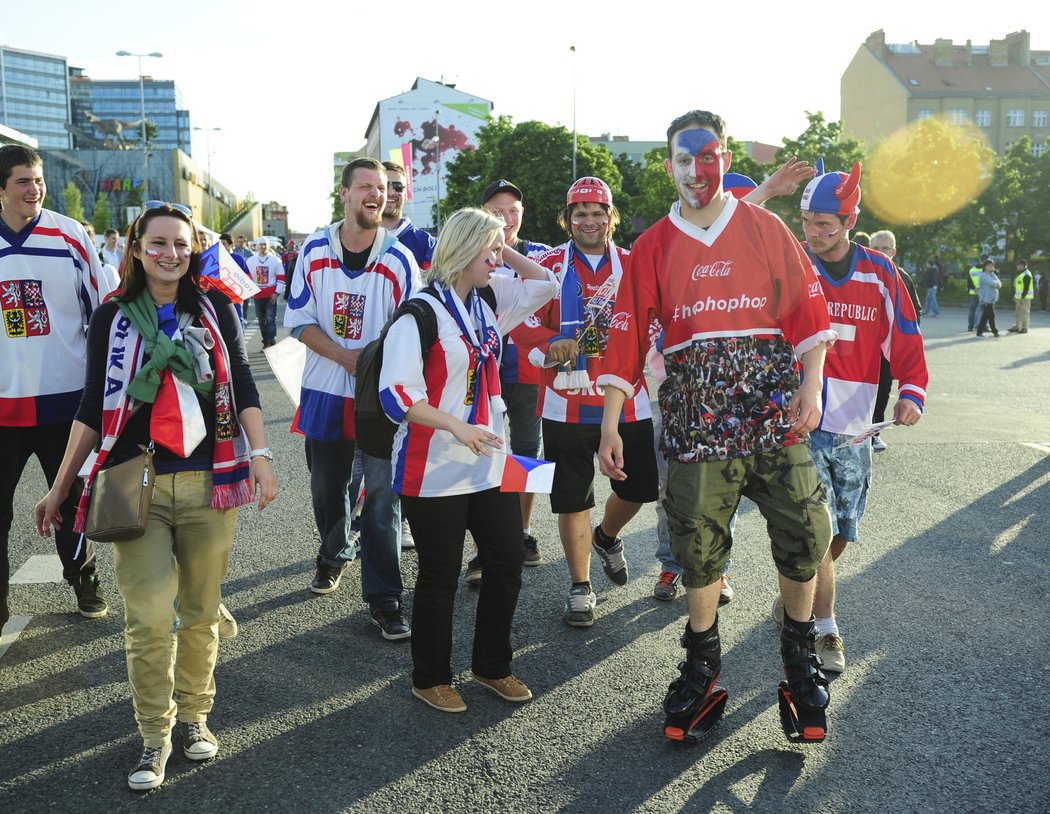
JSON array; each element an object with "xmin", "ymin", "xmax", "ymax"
[
  {"xmin": 500, "ymin": 454, "xmax": 555, "ymax": 494},
  {"xmin": 199, "ymin": 243, "xmax": 260, "ymax": 304}
]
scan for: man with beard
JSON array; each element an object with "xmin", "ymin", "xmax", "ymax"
[
  {"xmin": 284, "ymin": 157, "xmax": 420, "ymax": 641},
  {"xmin": 597, "ymin": 111, "xmax": 836, "ymax": 743},
  {"xmin": 380, "ymin": 161, "xmax": 435, "ymax": 272},
  {"xmin": 514, "ymin": 178, "xmax": 657, "ymax": 627}
]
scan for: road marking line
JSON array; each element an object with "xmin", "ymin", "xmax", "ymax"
[
  {"xmin": 1023, "ymin": 443, "xmax": 1050, "ymax": 454},
  {"xmin": 0, "ymin": 615, "xmax": 32, "ymax": 660},
  {"xmin": 10, "ymin": 555, "xmax": 64, "ymax": 584}
]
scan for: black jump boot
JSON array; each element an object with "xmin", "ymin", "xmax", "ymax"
[
  {"xmin": 663, "ymin": 618, "xmax": 728, "ymax": 743},
  {"xmin": 778, "ymin": 613, "xmax": 830, "ymax": 743}
]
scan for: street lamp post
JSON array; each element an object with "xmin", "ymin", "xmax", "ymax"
[
  {"xmin": 570, "ymin": 45, "xmax": 577, "ymax": 182},
  {"xmin": 193, "ymin": 126, "xmax": 221, "ymax": 229},
  {"xmin": 115, "ymin": 51, "xmax": 163, "ymax": 201}
]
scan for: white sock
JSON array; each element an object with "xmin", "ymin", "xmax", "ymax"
[
  {"xmin": 814, "ymin": 616, "xmax": 839, "ymax": 637},
  {"xmin": 522, "ymin": 527, "xmax": 531, "ymax": 536}
]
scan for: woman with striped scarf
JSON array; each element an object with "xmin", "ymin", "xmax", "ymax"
[{"xmin": 35, "ymin": 202, "xmax": 277, "ymax": 791}]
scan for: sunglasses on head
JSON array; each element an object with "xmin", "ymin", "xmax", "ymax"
[{"xmin": 143, "ymin": 200, "xmax": 193, "ymax": 218}]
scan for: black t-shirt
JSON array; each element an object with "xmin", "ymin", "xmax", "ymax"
[
  {"xmin": 820, "ymin": 243, "xmax": 856, "ymax": 282},
  {"xmin": 342, "ymin": 245, "xmax": 370, "ymax": 272},
  {"xmin": 77, "ymin": 290, "xmax": 261, "ymax": 473}
]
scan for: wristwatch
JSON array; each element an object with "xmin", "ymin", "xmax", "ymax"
[{"xmin": 249, "ymin": 447, "xmax": 274, "ymax": 461}]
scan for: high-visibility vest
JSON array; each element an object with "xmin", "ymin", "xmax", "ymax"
[
  {"xmin": 968, "ymin": 266, "xmax": 982, "ymax": 293},
  {"xmin": 1015, "ymin": 269, "xmax": 1034, "ymax": 299}
]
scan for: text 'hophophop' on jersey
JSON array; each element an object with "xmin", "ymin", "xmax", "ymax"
[{"xmin": 598, "ymin": 196, "xmax": 836, "ymax": 463}]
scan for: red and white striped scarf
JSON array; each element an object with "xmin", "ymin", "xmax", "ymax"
[{"xmin": 74, "ymin": 296, "xmax": 252, "ymax": 532}]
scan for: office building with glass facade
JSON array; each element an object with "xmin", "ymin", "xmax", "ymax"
[{"xmin": 0, "ymin": 46, "xmax": 71, "ymax": 150}]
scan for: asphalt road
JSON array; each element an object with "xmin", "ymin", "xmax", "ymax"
[{"xmin": 2, "ymin": 303, "xmax": 1049, "ymax": 813}]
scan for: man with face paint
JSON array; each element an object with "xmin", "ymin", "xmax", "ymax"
[
  {"xmin": 597, "ymin": 111, "xmax": 837, "ymax": 743},
  {"xmin": 477, "ymin": 180, "xmax": 552, "ymax": 574},
  {"xmin": 512, "ymin": 178, "xmax": 658, "ymax": 627},
  {"xmin": 795, "ymin": 162, "xmax": 928, "ymax": 673}
]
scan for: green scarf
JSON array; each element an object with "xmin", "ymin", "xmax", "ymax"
[{"xmin": 117, "ymin": 289, "xmax": 216, "ymax": 404}]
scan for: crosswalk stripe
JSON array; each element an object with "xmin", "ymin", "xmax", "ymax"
[
  {"xmin": 0, "ymin": 615, "xmax": 32, "ymax": 660},
  {"xmin": 10, "ymin": 555, "xmax": 64, "ymax": 584}
]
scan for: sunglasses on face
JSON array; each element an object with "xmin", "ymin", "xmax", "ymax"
[{"xmin": 389, "ymin": 182, "xmax": 406, "ymax": 193}]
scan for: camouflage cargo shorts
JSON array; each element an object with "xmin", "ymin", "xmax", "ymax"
[{"xmin": 664, "ymin": 442, "xmax": 832, "ymax": 589}]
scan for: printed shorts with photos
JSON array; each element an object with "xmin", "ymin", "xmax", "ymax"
[
  {"xmin": 808, "ymin": 429, "xmax": 872, "ymax": 543},
  {"xmin": 665, "ymin": 442, "xmax": 832, "ymax": 588},
  {"xmin": 543, "ymin": 418, "xmax": 658, "ymax": 514}
]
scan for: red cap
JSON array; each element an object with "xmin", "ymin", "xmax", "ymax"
[{"xmin": 566, "ymin": 177, "xmax": 612, "ymax": 208}]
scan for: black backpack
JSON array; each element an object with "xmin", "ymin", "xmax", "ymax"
[{"xmin": 353, "ymin": 285, "xmax": 496, "ymax": 459}]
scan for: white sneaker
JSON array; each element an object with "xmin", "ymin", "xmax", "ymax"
[
  {"xmin": 872, "ymin": 435, "xmax": 887, "ymax": 451},
  {"xmin": 401, "ymin": 519, "xmax": 415, "ymax": 550},
  {"xmin": 815, "ymin": 632, "xmax": 846, "ymax": 673}
]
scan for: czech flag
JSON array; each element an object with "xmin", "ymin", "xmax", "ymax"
[
  {"xmin": 499, "ymin": 454, "xmax": 555, "ymax": 494},
  {"xmin": 199, "ymin": 243, "xmax": 261, "ymax": 304},
  {"xmin": 151, "ymin": 370, "xmax": 207, "ymax": 457}
]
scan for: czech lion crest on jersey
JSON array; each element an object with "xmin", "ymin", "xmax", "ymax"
[
  {"xmin": 2, "ymin": 280, "xmax": 50, "ymax": 338},
  {"xmin": 333, "ymin": 292, "xmax": 366, "ymax": 340}
]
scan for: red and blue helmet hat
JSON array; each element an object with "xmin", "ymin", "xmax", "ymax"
[
  {"xmin": 723, "ymin": 173, "xmax": 758, "ymax": 200},
  {"xmin": 800, "ymin": 158, "xmax": 862, "ymax": 215}
]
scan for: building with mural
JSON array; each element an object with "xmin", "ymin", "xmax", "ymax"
[{"xmin": 363, "ymin": 78, "xmax": 492, "ymax": 229}]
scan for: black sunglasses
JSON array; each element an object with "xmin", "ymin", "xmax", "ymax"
[{"xmin": 389, "ymin": 182, "xmax": 406, "ymax": 193}]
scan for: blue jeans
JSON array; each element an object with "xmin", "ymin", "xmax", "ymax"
[
  {"xmin": 924, "ymin": 286, "xmax": 940, "ymax": 317},
  {"xmin": 254, "ymin": 297, "xmax": 277, "ymax": 343},
  {"xmin": 305, "ymin": 437, "xmax": 402, "ymax": 606},
  {"xmin": 967, "ymin": 295, "xmax": 980, "ymax": 331}
]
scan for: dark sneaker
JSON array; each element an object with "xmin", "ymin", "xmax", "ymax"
[
  {"xmin": 370, "ymin": 602, "xmax": 411, "ymax": 641},
  {"xmin": 310, "ymin": 560, "xmax": 348, "ymax": 594},
  {"xmin": 72, "ymin": 573, "xmax": 108, "ymax": 618},
  {"xmin": 592, "ymin": 527, "xmax": 629, "ymax": 586},
  {"xmin": 522, "ymin": 533, "xmax": 541, "ymax": 566},
  {"xmin": 464, "ymin": 556, "xmax": 482, "ymax": 586},
  {"xmin": 653, "ymin": 570, "xmax": 681, "ymax": 601},
  {"xmin": 217, "ymin": 603, "xmax": 238, "ymax": 639},
  {"xmin": 128, "ymin": 741, "xmax": 172, "ymax": 791},
  {"xmin": 181, "ymin": 721, "xmax": 218, "ymax": 760},
  {"xmin": 563, "ymin": 585, "xmax": 596, "ymax": 627}
]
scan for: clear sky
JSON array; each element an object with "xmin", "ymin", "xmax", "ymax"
[{"xmin": 3, "ymin": 0, "xmax": 1040, "ymax": 231}]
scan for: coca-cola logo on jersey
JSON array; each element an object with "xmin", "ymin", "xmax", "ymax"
[
  {"xmin": 691, "ymin": 260, "xmax": 732, "ymax": 281},
  {"xmin": 609, "ymin": 311, "xmax": 632, "ymax": 331}
]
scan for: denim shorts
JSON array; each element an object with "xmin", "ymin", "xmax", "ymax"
[{"xmin": 808, "ymin": 429, "xmax": 872, "ymax": 543}]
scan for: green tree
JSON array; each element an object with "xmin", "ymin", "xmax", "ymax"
[
  {"xmin": 93, "ymin": 192, "xmax": 113, "ymax": 234},
  {"xmin": 441, "ymin": 117, "xmax": 622, "ymax": 246},
  {"xmin": 63, "ymin": 182, "xmax": 85, "ymax": 222},
  {"xmin": 632, "ymin": 146, "xmax": 676, "ymax": 230},
  {"xmin": 331, "ymin": 183, "xmax": 343, "ymax": 223}
]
